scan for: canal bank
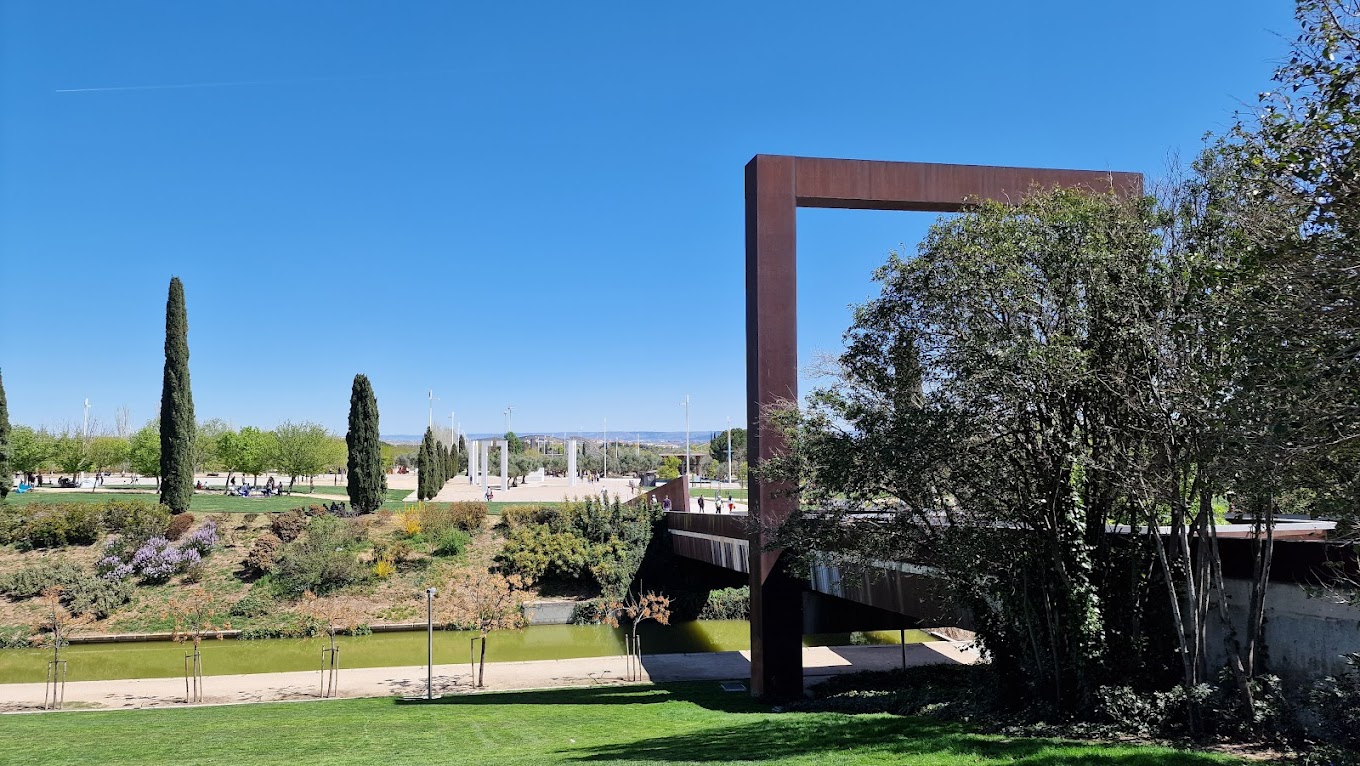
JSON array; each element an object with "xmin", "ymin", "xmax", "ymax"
[{"xmin": 0, "ymin": 641, "xmax": 981, "ymax": 713}]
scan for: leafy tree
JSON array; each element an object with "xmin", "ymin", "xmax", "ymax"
[
  {"xmin": 708, "ymin": 427, "xmax": 746, "ymax": 466},
  {"xmin": 505, "ymin": 431, "xmax": 524, "ymax": 454},
  {"xmin": 128, "ymin": 421, "xmax": 161, "ymax": 482},
  {"xmin": 52, "ymin": 428, "xmax": 91, "ymax": 477},
  {"xmin": 346, "ymin": 374, "xmax": 385, "ymax": 514},
  {"xmin": 0, "ymin": 370, "xmax": 10, "ymax": 499},
  {"xmin": 272, "ymin": 421, "xmax": 333, "ymax": 492},
  {"xmin": 87, "ymin": 436, "xmax": 130, "ymax": 472},
  {"xmin": 159, "ymin": 276, "xmax": 196, "ymax": 513},
  {"xmin": 10, "ymin": 425, "xmax": 54, "ymax": 476},
  {"xmin": 193, "ymin": 418, "xmax": 230, "ymax": 471},
  {"xmin": 657, "ymin": 456, "xmax": 681, "ymax": 481}
]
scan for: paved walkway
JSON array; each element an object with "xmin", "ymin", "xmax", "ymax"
[{"xmin": 0, "ymin": 642, "xmax": 978, "ymax": 713}]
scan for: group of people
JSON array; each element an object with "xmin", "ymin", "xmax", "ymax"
[{"xmin": 220, "ymin": 475, "xmax": 287, "ymax": 497}]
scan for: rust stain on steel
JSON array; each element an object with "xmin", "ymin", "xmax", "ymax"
[{"xmin": 746, "ymin": 154, "xmax": 1143, "ymax": 700}]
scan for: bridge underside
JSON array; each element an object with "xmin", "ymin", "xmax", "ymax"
[{"xmin": 664, "ymin": 512, "xmax": 970, "ymax": 632}]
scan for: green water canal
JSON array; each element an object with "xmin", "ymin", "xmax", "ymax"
[{"xmin": 0, "ymin": 621, "xmax": 934, "ymax": 683}]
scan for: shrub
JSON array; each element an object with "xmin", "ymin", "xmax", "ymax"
[
  {"xmin": 500, "ymin": 504, "xmax": 559, "ymax": 529},
  {"xmin": 0, "ymin": 625, "xmax": 30, "ymax": 649},
  {"xmin": 243, "ymin": 533, "xmax": 283, "ymax": 575},
  {"xmin": 373, "ymin": 557, "xmax": 396, "ymax": 579},
  {"xmin": 374, "ymin": 539, "xmax": 414, "ymax": 565},
  {"xmin": 497, "ymin": 524, "xmax": 593, "ymax": 583},
  {"xmin": 569, "ymin": 598, "xmax": 608, "ymax": 624},
  {"xmin": 0, "ymin": 561, "xmax": 87, "ymax": 598},
  {"xmin": 432, "ymin": 527, "xmax": 470, "ymax": 557},
  {"xmin": 99, "ymin": 499, "xmax": 171, "ymax": 546},
  {"xmin": 165, "ymin": 512, "xmax": 195, "ymax": 541},
  {"xmin": 399, "ymin": 511, "xmax": 422, "ymax": 537},
  {"xmin": 1311, "ymin": 653, "xmax": 1360, "ymax": 750},
  {"xmin": 179, "ymin": 521, "xmax": 219, "ymax": 556},
  {"xmin": 63, "ymin": 574, "xmax": 132, "ymax": 619},
  {"xmin": 229, "ymin": 589, "xmax": 276, "ymax": 618},
  {"xmin": 305, "ymin": 504, "xmax": 328, "ymax": 517},
  {"xmin": 271, "ymin": 517, "xmax": 368, "ymax": 597},
  {"xmin": 0, "ymin": 561, "xmax": 130, "ymax": 619},
  {"xmin": 446, "ymin": 502, "xmax": 487, "ymax": 531},
  {"xmin": 699, "ymin": 586, "xmax": 750, "ymax": 620},
  {"xmin": 130, "ymin": 537, "xmax": 194, "ymax": 584},
  {"xmin": 10, "ymin": 504, "xmax": 102, "ymax": 549},
  {"xmin": 270, "ymin": 510, "xmax": 308, "ymax": 543}
]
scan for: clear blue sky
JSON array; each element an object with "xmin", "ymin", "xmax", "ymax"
[{"xmin": 0, "ymin": 1, "xmax": 1296, "ymax": 436}]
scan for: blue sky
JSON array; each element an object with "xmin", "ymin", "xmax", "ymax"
[{"xmin": 1, "ymin": 2, "xmax": 1296, "ymax": 436}]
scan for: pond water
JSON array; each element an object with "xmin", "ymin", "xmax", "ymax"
[{"xmin": 0, "ymin": 621, "xmax": 935, "ymax": 684}]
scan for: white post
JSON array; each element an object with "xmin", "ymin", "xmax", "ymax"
[
  {"xmin": 727, "ymin": 416, "xmax": 733, "ymax": 484},
  {"xmin": 481, "ymin": 443, "xmax": 490, "ymax": 495},
  {"xmin": 603, "ymin": 418, "xmax": 608, "ymax": 479},
  {"xmin": 450, "ymin": 412, "xmax": 457, "ymax": 455},
  {"xmin": 499, "ymin": 440, "xmax": 508, "ymax": 492},
  {"xmin": 568, "ymin": 438, "xmax": 578, "ymax": 486}
]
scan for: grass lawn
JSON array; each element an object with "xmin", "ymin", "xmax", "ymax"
[
  {"xmin": 1, "ymin": 683, "xmax": 1239, "ymax": 766},
  {"xmin": 7, "ymin": 490, "xmax": 413, "ymax": 514}
]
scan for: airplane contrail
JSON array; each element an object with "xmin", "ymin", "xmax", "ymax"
[{"xmin": 55, "ymin": 71, "xmax": 449, "ymax": 94}]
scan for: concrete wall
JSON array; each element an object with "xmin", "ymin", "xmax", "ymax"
[{"xmin": 1209, "ymin": 579, "xmax": 1360, "ymax": 682}]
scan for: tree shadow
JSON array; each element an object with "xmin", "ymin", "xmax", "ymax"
[
  {"xmin": 566, "ymin": 715, "xmax": 1231, "ymax": 764},
  {"xmin": 392, "ymin": 681, "xmax": 768, "ymax": 713}
]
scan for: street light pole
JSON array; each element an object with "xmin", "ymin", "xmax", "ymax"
[
  {"xmin": 603, "ymin": 417, "xmax": 608, "ymax": 479},
  {"xmin": 450, "ymin": 412, "xmax": 457, "ymax": 454},
  {"xmin": 680, "ymin": 394, "xmax": 690, "ymax": 485},
  {"xmin": 504, "ymin": 406, "xmax": 513, "ymax": 434},
  {"xmin": 425, "ymin": 587, "xmax": 437, "ymax": 700}
]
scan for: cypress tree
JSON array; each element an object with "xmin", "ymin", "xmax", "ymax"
[
  {"xmin": 159, "ymin": 277, "xmax": 195, "ymax": 513},
  {"xmin": 435, "ymin": 441, "xmax": 446, "ymax": 486},
  {"xmin": 0, "ymin": 370, "xmax": 11, "ymax": 500},
  {"xmin": 417, "ymin": 427, "xmax": 436, "ymax": 501},
  {"xmin": 346, "ymin": 374, "xmax": 384, "ymax": 514}
]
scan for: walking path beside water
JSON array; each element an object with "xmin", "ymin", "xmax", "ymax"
[{"xmin": 1, "ymin": 642, "xmax": 979, "ymax": 713}]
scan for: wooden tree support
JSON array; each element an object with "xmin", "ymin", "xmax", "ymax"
[
  {"xmin": 320, "ymin": 646, "xmax": 340, "ymax": 698},
  {"xmin": 44, "ymin": 660, "xmax": 67, "ymax": 710},
  {"xmin": 183, "ymin": 649, "xmax": 203, "ymax": 703}
]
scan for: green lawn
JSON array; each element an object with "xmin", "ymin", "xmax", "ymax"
[
  {"xmin": 7, "ymin": 490, "xmax": 413, "ymax": 514},
  {"xmin": 2, "ymin": 683, "xmax": 1239, "ymax": 766}
]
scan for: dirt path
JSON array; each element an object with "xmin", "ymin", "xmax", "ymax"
[{"xmin": 0, "ymin": 642, "xmax": 978, "ymax": 713}]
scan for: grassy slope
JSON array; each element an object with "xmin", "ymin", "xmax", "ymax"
[{"xmin": 2, "ymin": 683, "xmax": 1238, "ymax": 766}]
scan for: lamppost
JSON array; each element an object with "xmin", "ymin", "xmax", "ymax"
[
  {"xmin": 680, "ymin": 394, "xmax": 690, "ymax": 485},
  {"xmin": 504, "ymin": 406, "xmax": 514, "ymax": 434},
  {"xmin": 450, "ymin": 412, "xmax": 457, "ymax": 454},
  {"xmin": 425, "ymin": 587, "xmax": 437, "ymax": 700},
  {"xmin": 427, "ymin": 390, "xmax": 438, "ymax": 430},
  {"xmin": 603, "ymin": 417, "xmax": 608, "ymax": 479}
]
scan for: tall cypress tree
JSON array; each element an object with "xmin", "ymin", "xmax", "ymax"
[
  {"xmin": 435, "ymin": 441, "xmax": 446, "ymax": 486},
  {"xmin": 159, "ymin": 277, "xmax": 195, "ymax": 513},
  {"xmin": 346, "ymin": 374, "xmax": 384, "ymax": 513},
  {"xmin": 0, "ymin": 369, "xmax": 11, "ymax": 500},
  {"xmin": 417, "ymin": 427, "xmax": 436, "ymax": 501}
]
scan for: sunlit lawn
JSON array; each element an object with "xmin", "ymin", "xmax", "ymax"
[
  {"xmin": 7, "ymin": 490, "xmax": 411, "ymax": 513},
  {"xmin": 3, "ymin": 683, "xmax": 1242, "ymax": 766}
]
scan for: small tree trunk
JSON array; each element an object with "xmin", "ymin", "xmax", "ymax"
[{"xmin": 478, "ymin": 632, "xmax": 488, "ymax": 687}]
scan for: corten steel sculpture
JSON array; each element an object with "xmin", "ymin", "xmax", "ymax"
[{"xmin": 745, "ymin": 154, "xmax": 1143, "ymax": 699}]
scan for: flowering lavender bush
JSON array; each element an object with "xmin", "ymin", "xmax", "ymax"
[
  {"xmin": 179, "ymin": 521, "xmax": 218, "ymax": 556},
  {"xmin": 97, "ymin": 522, "xmax": 219, "ymax": 585}
]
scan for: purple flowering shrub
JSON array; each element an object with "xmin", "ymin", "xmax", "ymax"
[{"xmin": 98, "ymin": 521, "xmax": 219, "ymax": 584}]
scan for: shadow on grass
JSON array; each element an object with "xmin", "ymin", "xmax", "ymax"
[
  {"xmin": 393, "ymin": 681, "xmax": 769, "ymax": 713},
  {"xmin": 567, "ymin": 714, "xmax": 1230, "ymax": 764}
]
